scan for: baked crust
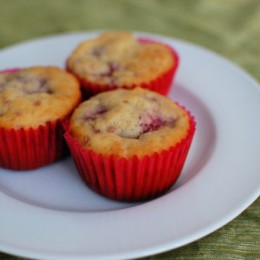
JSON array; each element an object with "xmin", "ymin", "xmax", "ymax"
[
  {"xmin": 70, "ymin": 87, "xmax": 190, "ymax": 158},
  {"xmin": 0, "ymin": 66, "xmax": 81, "ymax": 129},
  {"xmin": 66, "ymin": 31, "xmax": 175, "ymax": 86}
]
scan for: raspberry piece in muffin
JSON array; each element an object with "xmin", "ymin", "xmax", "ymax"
[{"xmin": 66, "ymin": 31, "xmax": 179, "ymax": 96}]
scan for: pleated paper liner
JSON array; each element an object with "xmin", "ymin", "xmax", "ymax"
[
  {"xmin": 0, "ymin": 69, "xmax": 68, "ymax": 170},
  {"xmin": 64, "ymin": 114, "xmax": 195, "ymax": 202},
  {"xmin": 0, "ymin": 68, "xmax": 83, "ymax": 170},
  {"xmin": 66, "ymin": 38, "xmax": 179, "ymax": 99},
  {"xmin": 0, "ymin": 120, "xmax": 69, "ymax": 171}
]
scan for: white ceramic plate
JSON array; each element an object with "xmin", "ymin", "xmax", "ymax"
[{"xmin": 0, "ymin": 31, "xmax": 259, "ymax": 260}]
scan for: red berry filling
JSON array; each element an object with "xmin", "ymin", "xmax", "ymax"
[
  {"xmin": 13, "ymin": 75, "xmax": 52, "ymax": 94},
  {"xmin": 93, "ymin": 62, "xmax": 124, "ymax": 86},
  {"xmin": 140, "ymin": 117, "xmax": 164, "ymax": 134},
  {"xmin": 139, "ymin": 113, "xmax": 176, "ymax": 136},
  {"xmin": 85, "ymin": 106, "xmax": 108, "ymax": 120},
  {"xmin": 99, "ymin": 62, "xmax": 120, "ymax": 78}
]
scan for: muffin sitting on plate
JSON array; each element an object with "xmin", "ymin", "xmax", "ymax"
[
  {"xmin": 0, "ymin": 66, "xmax": 81, "ymax": 170},
  {"xmin": 65, "ymin": 87, "xmax": 195, "ymax": 202},
  {"xmin": 66, "ymin": 31, "xmax": 179, "ymax": 97}
]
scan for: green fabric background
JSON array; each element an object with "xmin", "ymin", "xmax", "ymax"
[{"xmin": 0, "ymin": 0, "xmax": 259, "ymax": 259}]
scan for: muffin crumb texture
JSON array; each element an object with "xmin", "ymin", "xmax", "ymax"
[
  {"xmin": 70, "ymin": 88, "xmax": 190, "ymax": 158},
  {"xmin": 0, "ymin": 67, "xmax": 81, "ymax": 129},
  {"xmin": 67, "ymin": 31, "xmax": 175, "ymax": 86}
]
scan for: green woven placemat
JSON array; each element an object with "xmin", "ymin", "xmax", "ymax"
[{"xmin": 0, "ymin": 0, "xmax": 259, "ymax": 259}]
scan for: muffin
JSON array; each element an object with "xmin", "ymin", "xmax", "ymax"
[
  {"xmin": 66, "ymin": 31, "xmax": 179, "ymax": 97},
  {"xmin": 0, "ymin": 66, "xmax": 81, "ymax": 170},
  {"xmin": 65, "ymin": 88, "xmax": 195, "ymax": 201}
]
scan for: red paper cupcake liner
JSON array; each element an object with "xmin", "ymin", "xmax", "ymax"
[
  {"xmin": 66, "ymin": 38, "xmax": 179, "ymax": 98},
  {"xmin": 0, "ymin": 68, "xmax": 68, "ymax": 170},
  {"xmin": 64, "ymin": 112, "xmax": 195, "ymax": 202},
  {"xmin": 0, "ymin": 121, "xmax": 69, "ymax": 171},
  {"xmin": 0, "ymin": 68, "xmax": 81, "ymax": 170}
]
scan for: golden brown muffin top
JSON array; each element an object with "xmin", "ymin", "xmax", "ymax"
[
  {"xmin": 0, "ymin": 66, "xmax": 81, "ymax": 129},
  {"xmin": 69, "ymin": 88, "xmax": 190, "ymax": 159},
  {"xmin": 66, "ymin": 31, "xmax": 175, "ymax": 86}
]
